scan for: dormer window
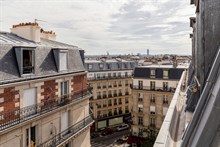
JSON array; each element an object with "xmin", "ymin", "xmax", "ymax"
[
  {"xmin": 59, "ymin": 51, "xmax": 67, "ymax": 71},
  {"xmin": 22, "ymin": 49, "xmax": 34, "ymax": 74},
  {"xmin": 99, "ymin": 63, "xmax": 104, "ymax": 69}
]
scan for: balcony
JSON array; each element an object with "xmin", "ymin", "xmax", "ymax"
[
  {"xmin": 118, "ymin": 93, "xmax": 122, "ymax": 96},
  {"xmin": 103, "ymin": 104, "xmax": 107, "ymax": 107},
  {"xmin": 132, "ymin": 85, "xmax": 176, "ymax": 92},
  {"xmin": 108, "ymin": 85, "xmax": 112, "ymax": 88},
  {"xmin": 114, "ymin": 93, "xmax": 117, "ymax": 97},
  {"xmin": 125, "ymin": 92, "xmax": 129, "ymax": 95},
  {"xmin": 103, "ymin": 95, "xmax": 107, "ymax": 98},
  {"xmin": 39, "ymin": 115, "xmax": 94, "ymax": 147},
  {"xmin": 88, "ymin": 75, "xmax": 132, "ymax": 81},
  {"xmin": 0, "ymin": 90, "xmax": 91, "ymax": 131},
  {"xmin": 108, "ymin": 94, "xmax": 112, "ymax": 98}
]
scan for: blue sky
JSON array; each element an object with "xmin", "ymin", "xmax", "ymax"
[{"xmin": 0, "ymin": 0, "xmax": 195, "ymax": 55}]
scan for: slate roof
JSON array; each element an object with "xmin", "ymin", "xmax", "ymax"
[
  {"xmin": 133, "ymin": 65, "xmax": 188, "ymax": 80},
  {"xmin": 84, "ymin": 59, "xmax": 136, "ymax": 72},
  {"xmin": 0, "ymin": 32, "xmax": 85, "ymax": 84}
]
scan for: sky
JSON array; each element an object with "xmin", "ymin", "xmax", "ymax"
[{"xmin": 0, "ymin": 0, "xmax": 195, "ymax": 55}]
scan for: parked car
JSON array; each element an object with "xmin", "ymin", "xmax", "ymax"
[
  {"xmin": 91, "ymin": 132, "xmax": 100, "ymax": 139},
  {"xmin": 101, "ymin": 128, "xmax": 114, "ymax": 136},
  {"xmin": 116, "ymin": 124, "xmax": 129, "ymax": 131}
]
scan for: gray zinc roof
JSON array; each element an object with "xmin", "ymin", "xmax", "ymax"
[{"xmin": 0, "ymin": 32, "xmax": 85, "ymax": 84}]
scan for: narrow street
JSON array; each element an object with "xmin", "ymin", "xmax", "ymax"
[{"xmin": 91, "ymin": 130, "xmax": 130, "ymax": 147}]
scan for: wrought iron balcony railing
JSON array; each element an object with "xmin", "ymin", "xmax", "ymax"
[
  {"xmin": 132, "ymin": 85, "xmax": 176, "ymax": 92},
  {"xmin": 88, "ymin": 75, "xmax": 132, "ymax": 81},
  {"xmin": 0, "ymin": 90, "xmax": 90, "ymax": 131},
  {"xmin": 38, "ymin": 115, "xmax": 94, "ymax": 147}
]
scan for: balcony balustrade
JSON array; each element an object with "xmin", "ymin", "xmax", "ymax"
[
  {"xmin": 38, "ymin": 115, "xmax": 93, "ymax": 147},
  {"xmin": 132, "ymin": 85, "xmax": 176, "ymax": 92},
  {"xmin": 0, "ymin": 90, "xmax": 90, "ymax": 131},
  {"xmin": 88, "ymin": 75, "xmax": 132, "ymax": 81}
]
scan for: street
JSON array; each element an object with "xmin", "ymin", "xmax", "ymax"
[{"xmin": 91, "ymin": 129, "xmax": 130, "ymax": 147}]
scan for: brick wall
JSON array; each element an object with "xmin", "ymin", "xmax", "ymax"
[
  {"xmin": 0, "ymin": 87, "xmax": 19, "ymax": 124},
  {"xmin": 41, "ymin": 80, "xmax": 58, "ymax": 100},
  {"xmin": 72, "ymin": 74, "xmax": 87, "ymax": 95}
]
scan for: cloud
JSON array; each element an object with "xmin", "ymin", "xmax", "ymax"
[{"xmin": 0, "ymin": 0, "xmax": 195, "ymax": 55}]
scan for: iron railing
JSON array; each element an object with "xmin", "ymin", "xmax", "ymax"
[
  {"xmin": 38, "ymin": 115, "xmax": 93, "ymax": 147},
  {"xmin": 132, "ymin": 85, "xmax": 176, "ymax": 92},
  {"xmin": 0, "ymin": 90, "xmax": 90, "ymax": 131},
  {"xmin": 88, "ymin": 75, "xmax": 132, "ymax": 81}
]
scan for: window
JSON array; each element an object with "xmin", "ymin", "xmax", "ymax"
[
  {"xmin": 103, "ymin": 101, "xmax": 107, "ymax": 107},
  {"xmin": 119, "ymin": 107, "xmax": 122, "ymax": 114},
  {"xmin": 119, "ymin": 89, "xmax": 122, "ymax": 96},
  {"xmin": 125, "ymin": 80, "xmax": 129, "ymax": 86},
  {"xmin": 118, "ymin": 81, "xmax": 122, "ymax": 86},
  {"xmin": 150, "ymin": 94, "xmax": 155, "ymax": 103},
  {"xmin": 22, "ymin": 49, "xmax": 34, "ymax": 74},
  {"xmin": 138, "ymin": 93, "xmax": 143, "ymax": 102},
  {"xmin": 125, "ymin": 106, "xmax": 129, "ymax": 113},
  {"xmin": 103, "ymin": 91, "xmax": 107, "ymax": 98},
  {"xmin": 138, "ymin": 104, "xmax": 143, "ymax": 113},
  {"xmin": 163, "ymin": 95, "xmax": 168, "ymax": 104},
  {"xmin": 23, "ymin": 88, "xmax": 37, "ymax": 115},
  {"xmin": 97, "ymin": 92, "xmax": 101, "ymax": 99},
  {"xmin": 113, "ymin": 73, "xmax": 116, "ymax": 77},
  {"xmin": 108, "ymin": 73, "xmax": 111, "ymax": 78},
  {"xmin": 59, "ymin": 52, "xmax": 67, "ymax": 71},
  {"xmin": 106, "ymin": 63, "xmax": 111, "ymax": 69},
  {"xmin": 97, "ymin": 83, "xmax": 101, "ymax": 89},
  {"xmin": 138, "ymin": 117, "xmax": 143, "ymax": 125},
  {"xmin": 61, "ymin": 111, "xmax": 69, "ymax": 135},
  {"xmin": 163, "ymin": 82, "xmax": 168, "ymax": 91},
  {"xmin": 108, "ymin": 90, "xmax": 112, "ymax": 97},
  {"xmin": 124, "ymin": 63, "xmax": 128, "ymax": 68},
  {"xmin": 114, "ymin": 90, "xmax": 117, "ymax": 96},
  {"xmin": 108, "ymin": 82, "xmax": 112, "ymax": 88},
  {"xmin": 61, "ymin": 81, "xmax": 68, "ymax": 97},
  {"xmin": 114, "ymin": 108, "xmax": 117, "ymax": 115},
  {"xmin": 102, "ymin": 82, "xmax": 106, "ymax": 88},
  {"xmin": 108, "ymin": 109, "xmax": 112, "ymax": 116},
  {"xmin": 88, "ymin": 64, "xmax": 93, "ymax": 70},
  {"xmin": 163, "ymin": 70, "xmax": 168, "ymax": 78},
  {"xmin": 99, "ymin": 63, "xmax": 104, "ymax": 69},
  {"xmin": 108, "ymin": 99, "xmax": 112, "ymax": 106},
  {"xmin": 125, "ymin": 72, "xmax": 128, "ymax": 77},
  {"xmin": 150, "ymin": 118, "xmax": 156, "ymax": 127},
  {"xmin": 125, "ymin": 97, "xmax": 129, "ymax": 103},
  {"xmin": 114, "ymin": 99, "xmax": 117, "ymax": 105},
  {"xmin": 114, "ymin": 81, "xmax": 117, "ymax": 87},
  {"xmin": 138, "ymin": 80, "xmax": 143, "ymax": 89},
  {"xmin": 150, "ymin": 69, "xmax": 155, "ymax": 78},
  {"xmin": 150, "ymin": 105, "xmax": 156, "ymax": 114},
  {"xmin": 150, "ymin": 81, "xmax": 155, "ymax": 90},
  {"xmin": 119, "ymin": 98, "xmax": 122, "ymax": 104},
  {"xmin": 118, "ymin": 72, "xmax": 121, "ymax": 77},
  {"xmin": 26, "ymin": 126, "xmax": 37, "ymax": 147}
]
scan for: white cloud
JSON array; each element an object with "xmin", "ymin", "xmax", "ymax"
[{"xmin": 0, "ymin": 0, "xmax": 195, "ymax": 55}]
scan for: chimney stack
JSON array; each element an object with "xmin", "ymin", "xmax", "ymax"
[{"xmin": 11, "ymin": 22, "xmax": 56, "ymax": 42}]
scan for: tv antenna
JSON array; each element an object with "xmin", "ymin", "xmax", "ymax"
[{"xmin": 34, "ymin": 19, "xmax": 48, "ymax": 23}]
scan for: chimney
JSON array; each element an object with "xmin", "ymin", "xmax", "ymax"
[
  {"xmin": 40, "ymin": 28, "xmax": 56, "ymax": 41},
  {"xmin": 11, "ymin": 22, "xmax": 41, "ymax": 42},
  {"xmin": 11, "ymin": 22, "xmax": 56, "ymax": 42}
]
